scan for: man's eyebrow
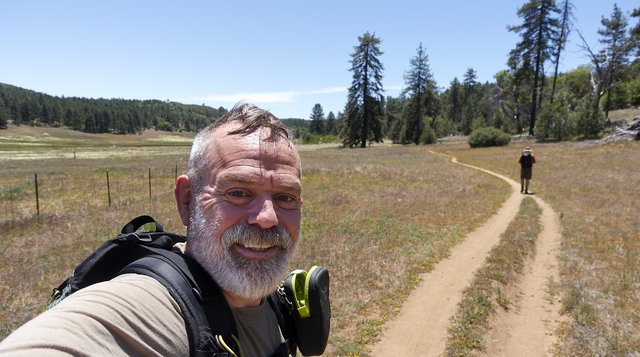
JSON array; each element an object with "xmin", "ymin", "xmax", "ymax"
[
  {"xmin": 217, "ymin": 173, "xmax": 258, "ymax": 186},
  {"xmin": 217, "ymin": 172, "xmax": 302, "ymax": 191},
  {"xmin": 275, "ymin": 180, "xmax": 302, "ymax": 192}
]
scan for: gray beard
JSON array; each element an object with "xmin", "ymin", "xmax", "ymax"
[{"xmin": 186, "ymin": 202, "xmax": 294, "ymax": 301}]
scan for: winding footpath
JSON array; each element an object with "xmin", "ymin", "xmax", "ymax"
[{"xmin": 369, "ymin": 152, "xmax": 562, "ymax": 356}]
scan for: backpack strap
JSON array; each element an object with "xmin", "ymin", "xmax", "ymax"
[
  {"xmin": 121, "ymin": 250, "xmax": 240, "ymax": 357},
  {"xmin": 121, "ymin": 215, "xmax": 164, "ymax": 234},
  {"xmin": 267, "ymin": 289, "xmax": 297, "ymax": 356}
]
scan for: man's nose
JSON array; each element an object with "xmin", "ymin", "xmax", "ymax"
[{"xmin": 248, "ymin": 194, "xmax": 278, "ymax": 229}]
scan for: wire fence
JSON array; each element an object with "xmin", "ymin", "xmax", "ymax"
[{"xmin": 1, "ymin": 165, "xmax": 182, "ymax": 225}]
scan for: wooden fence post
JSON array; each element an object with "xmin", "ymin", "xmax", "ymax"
[
  {"xmin": 106, "ymin": 171, "xmax": 111, "ymax": 206},
  {"xmin": 34, "ymin": 173, "xmax": 40, "ymax": 216},
  {"xmin": 148, "ymin": 168, "xmax": 152, "ymax": 199}
]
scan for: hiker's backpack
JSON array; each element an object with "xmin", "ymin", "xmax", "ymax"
[
  {"xmin": 520, "ymin": 153, "xmax": 533, "ymax": 168},
  {"xmin": 49, "ymin": 215, "xmax": 331, "ymax": 357}
]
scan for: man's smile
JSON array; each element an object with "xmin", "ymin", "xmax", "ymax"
[{"xmin": 233, "ymin": 243, "xmax": 283, "ymax": 260}]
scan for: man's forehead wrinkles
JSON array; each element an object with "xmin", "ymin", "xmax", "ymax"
[{"xmin": 219, "ymin": 171, "xmax": 258, "ymax": 185}]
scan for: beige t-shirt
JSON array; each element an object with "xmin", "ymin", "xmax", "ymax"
[{"xmin": 0, "ymin": 274, "xmax": 283, "ymax": 356}]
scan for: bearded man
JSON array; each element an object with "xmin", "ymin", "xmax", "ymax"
[{"xmin": 0, "ymin": 103, "xmax": 303, "ymax": 356}]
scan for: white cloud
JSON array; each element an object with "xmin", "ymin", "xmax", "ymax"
[
  {"xmin": 190, "ymin": 91, "xmax": 298, "ymax": 104},
  {"xmin": 306, "ymin": 86, "xmax": 347, "ymax": 94},
  {"xmin": 180, "ymin": 86, "xmax": 347, "ymax": 105}
]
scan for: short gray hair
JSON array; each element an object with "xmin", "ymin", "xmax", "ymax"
[{"xmin": 186, "ymin": 103, "xmax": 293, "ymax": 195}]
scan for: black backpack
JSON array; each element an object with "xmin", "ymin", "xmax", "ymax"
[
  {"xmin": 520, "ymin": 153, "xmax": 533, "ymax": 168},
  {"xmin": 49, "ymin": 216, "xmax": 330, "ymax": 357}
]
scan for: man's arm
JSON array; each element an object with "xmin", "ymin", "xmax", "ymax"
[{"xmin": 0, "ymin": 274, "xmax": 189, "ymax": 356}]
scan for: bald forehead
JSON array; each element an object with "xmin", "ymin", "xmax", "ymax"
[{"xmin": 207, "ymin": 123, "xmax": 301, "ymax": 176}]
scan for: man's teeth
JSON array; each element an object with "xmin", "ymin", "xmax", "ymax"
[{"xmin": 242, "ymin": 243, "xmax": 274, "ymax": 250}]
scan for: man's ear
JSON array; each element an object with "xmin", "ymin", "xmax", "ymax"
[{"xmin": 175, "ymin": 175, "xmax": 192, "ymax": 226}]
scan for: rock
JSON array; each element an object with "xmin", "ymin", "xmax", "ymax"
[
  {"xmin": 627, "ymin": 117, "xmax": 640, "ymax": 131},
  {"xmin": 600, "ymin": 117, "xmax": 640, "ymax": 142}
]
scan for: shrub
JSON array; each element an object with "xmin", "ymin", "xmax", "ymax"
[
  {"xmin": 432, "ymin": 116, "xmax": 457, "ymax": 138},
  {"xmin": 420, "ymin": 126, "xmax": 437, "ymax": 144},
  {"xmin": 468, "ymin": 127, "xmax": 511, "ymax": 148},
  {"xmin": 301, "ymin": 131, "xmax": 338, "ymax": 144},
  {"xmin": 156, "ymin": 119, "xmax": 174, "ymax": 132},
  {"xmin": 535, "ymin": 101, "xmax": 575, "ymax": 142},
  {"xmin": 574, "ymin": 96, "xmax": 604, "ymax": 139}
]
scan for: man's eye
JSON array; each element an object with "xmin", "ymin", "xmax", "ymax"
[
  {"xmin": 275, "ymin": 194, "xmax": 299, "ymax": 209},
  {"xmin": 226, "ymin": 190, "xmax": 252, "ymax": 203}
]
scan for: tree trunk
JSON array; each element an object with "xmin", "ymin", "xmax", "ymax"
[
  {"xmin": 551, "ymin": 0, "xmax": 571, "ymax": 103},
  {"xmin": 414, "ymin": 90, "xmax": 422, "ymax": 145},
  {"xmin": 604, "ymin": 77, "xmax": 613, "ymax": 121},
  {"xmin": 530, "ymin": 3, "xmax": 547, "ymax": 136},
  {"xmin": 361, "ymin": 47, "xmax": 369, "ymax": 148}
]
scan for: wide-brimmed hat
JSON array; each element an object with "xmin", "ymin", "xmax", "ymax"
[{"xmin": 524, "ymin": 147, "xmax": 531, "ymax": 152}]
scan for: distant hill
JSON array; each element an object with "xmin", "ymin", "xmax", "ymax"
[
  {"xmin": 0, "ymin": 82, "xmax": 227, "ymax": 134},
  {"xmin": 0, "ymin": 82, "xmax": 310, "ymax": 136}
]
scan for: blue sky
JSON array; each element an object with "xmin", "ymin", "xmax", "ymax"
[{"xmin": 1, "ymin": 1, "xmax": 637, "ymax": 119}]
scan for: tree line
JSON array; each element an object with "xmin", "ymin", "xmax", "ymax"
[
  {"xmin": 303, "ymin": 1, "xmax": 639, "ymax": 146},
  {"xmin": 0, "ymin": 83, "xmax": 227, "ymax": 134},
  {"xmin": 1, "ymin": 1, "xmax": 638, "ymax": 145}
]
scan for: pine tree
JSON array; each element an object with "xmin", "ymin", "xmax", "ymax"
[
  {"xmin": 577, "ymin": 4, "xmax": 632, "ymax": 126},
  {"xmin": 448, "ymin": 77, "xmax": 462, "ymax": 127},
  {"xmin": 0, "ymin": 106, "xmax": 8, "ymax": 129},
  {"xmin": 343, "ymin": 32, "xmax": 384, "ymax": 148},
  {"xmin": 0, "ymin": 95, "xmax": 8, "ymax": 128},
  {"xmin": 598, "ymin": 4, "xmax": 631, "ymax": 119},
  {"xmin": 384, "ymin": 96, "xmax": 403, "ymax": 142},
  {"xmin": 508, "ymin": 0, "xmax": 561, "ymax": 135},
  {"xmin": 461, "ymin": 68, "xmax": 478, "ymax": 135},
  {"xmin": 631, "ymin": 8, "xmax": 640, "ymax": 57},
  {"xmin": 402, "ymin": 43, "xmax": 438, "ymax": 144},
  {"xmin": 309, "ymin": 103, "xmax": 325, "ymax": 134},
  {"xmin": 550, "ymin": 0, "xmax": 574, "ymax": 103},
  {"xmin": 325, "ymin": 111, "xmax": 336, "ymax": 135}
]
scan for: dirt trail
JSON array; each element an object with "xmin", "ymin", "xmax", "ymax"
[
  {"xmin": 481, "ymin": 196, "xmax": 562, "ymax": 356},
  {"xmin": 369, "ymin": 153, "xmax": 562, "ymax": 356}
]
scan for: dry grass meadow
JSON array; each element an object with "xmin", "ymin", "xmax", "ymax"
[
  {"xmin": 1, "ymin": 121, "xmax": 639, "ymax": 356},
  {"xmin": 432, "ymin": 138, "xmax": 640, "ymax": 356}
]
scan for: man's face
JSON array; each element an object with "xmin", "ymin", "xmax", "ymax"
[{"xmin": 186, "ymin": 124, "xmax": 302, "ymax": 301}]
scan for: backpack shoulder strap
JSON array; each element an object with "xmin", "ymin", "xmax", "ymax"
[
  {"xmin": 268, "ymin": 289, "xmax": 297, "ymax": 356},
  {"xmin": 121, "ymin": 250, "xmax": 240, "ymax": 357}
]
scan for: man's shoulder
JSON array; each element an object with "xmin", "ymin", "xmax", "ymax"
[
  {"xmin": 0, "ymin": 274, "xmax": 188, "ymax": 356},
  {"xmin": 70, "ymin": 273, "xmax": 179, "ymax": 308}
]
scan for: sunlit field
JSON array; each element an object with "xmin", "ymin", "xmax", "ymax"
[
  {"xmin": 433, "ymin": 138, "xmax": 640, "ymax": 356},
  {"xmin": 2, "ymin": 124, "xmax": 638, "ymax": 356},
  {"xmin": 0, "ymin": 134, "xmax": 508, "ymax": 356}
]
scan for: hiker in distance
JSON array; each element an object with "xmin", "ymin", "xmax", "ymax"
[
  {"xmin": 518, "ymin": 146, "xmax": 536, "ymax": 194},
  {"xmin": 0, "ymin": 104, "xmax": 307, "ymax": 356}
]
